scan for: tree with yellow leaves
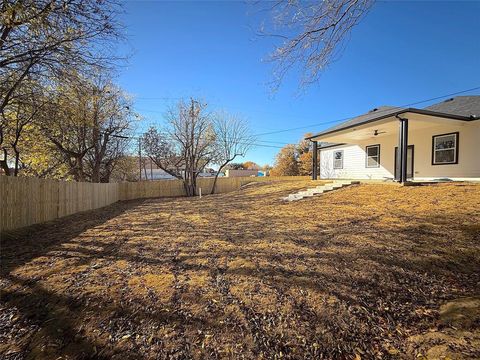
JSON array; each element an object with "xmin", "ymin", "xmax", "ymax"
[{"xmin": 270, "ymin": 133, "xmax": 314, "ymax": 176}]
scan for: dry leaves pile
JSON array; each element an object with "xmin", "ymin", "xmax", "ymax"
[{"xmin": 1, "ymin": 181, "xmax": 479, "ymax": 359}]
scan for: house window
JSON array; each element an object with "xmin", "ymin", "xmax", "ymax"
[
  {"xmin": 432, "ymin": 132, "xmax": 458, "ymax": 165},
  {"xmin": 333, "ymin": 150, "xmax": 343, "ymax": 169},
  {"xmin": 366, "ymin": 145, "xmax": 380, "ymax": 168}
]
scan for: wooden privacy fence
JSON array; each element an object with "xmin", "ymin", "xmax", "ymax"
[
  {"xmin": 0, "ymin": 175, "xmax": 309, "ymax": 231},
  {"xmin": 118, "ymin": 175, "xmax": 309, "ymax": 200},
  {"xmin": 0, "ymin": 176, "xmax": 119, "ymax": 232}
]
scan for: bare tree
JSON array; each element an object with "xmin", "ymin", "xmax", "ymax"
[
  {"xmin": 259, "ymin": 0, "xmax": 373, "ymax": 90},
  {"xmin": 142, "ymin": 99, "xmax": 216, "ymax": 197},
  {"xmin": 210, "ymin": 112, "xmax": 254, "ymax": 194},
  {"xmin": 84, "ymin": 77, "xmax": 133, "ymax": 183},
  {"xmin": 142, "ymin": 127, "xmax": 183, "ymax": 179}
]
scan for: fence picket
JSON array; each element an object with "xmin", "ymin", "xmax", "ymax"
[{"xmin": 0, "ymin": 175, "xmax": 308, "ymax": 231}]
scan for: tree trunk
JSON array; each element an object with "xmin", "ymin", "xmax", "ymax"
[
  {"xmin": 210, "ymin": 164, "xmax": 228, "ymax": 195},
  {"xmin": 0, "ymin": 148, "xmax": 10, "ymax": 175},
  {"xmin": 210, "ymin": 172, "xmax": 220, "ymax": 195},
  {"xmin": 210, "ymin": 159, "xmax": 235, "ymax": 195},
  {"xmin": 183, "ymin": 180, "xmax": 195, "ymax": 197},
  {"xmin": 74, "ymin": 155, "xmax": 86, "ymax": 182},
  {"xmin": 13, "ymin": 147, "xmax": 20, "ymax": 176},
  {"xmin": 91, "ymin": 160, "xmax": 101, "ymax": 182},
  {"xmin": 183, "ymin": 169, "xmax": 197, "ymax": 197}
]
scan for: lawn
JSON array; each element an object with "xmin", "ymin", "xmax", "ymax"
[{"xmin": 1, "ymin": 180, "xmax": 479, "ymax": 359}]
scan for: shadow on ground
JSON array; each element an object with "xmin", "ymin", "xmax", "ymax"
[{"xmin": 1, "ymin": 181, "xmax": 479, "ymax": 359}]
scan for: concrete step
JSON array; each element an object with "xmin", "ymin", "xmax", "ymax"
[
  {"xmin": 284, "ymin": 194, "xmax": 304, "ymax": 201},
  {"xmin": 308, "ymin": 189, "xmax": 325, "ymax": 194},
  {"xmin": 282, "ymin": 181, "xmax": 360, "ymax": 202},
  {"xmin": 334, "ymin": 180, "xmax": 360, "ymax": 185}
]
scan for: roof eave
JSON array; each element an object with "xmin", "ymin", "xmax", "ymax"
[
  {"xmin": 305, "ymin": 109, "xmax": 409, "ymax": 141},
  {"xmin": 305, "ymin": 108, "xmax": 476, "ymax": 141},
  {"xmin": 409, "ymin": 108, "xmax": 477, "ymax": 121},
  {"xmin": 317, "ymin": 143, "xmax": 346, "ymax": 150}
]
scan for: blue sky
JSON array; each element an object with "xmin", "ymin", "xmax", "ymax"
[{"xmin": 118, "ymin": 0, "xmax": 480, "ymax": 166}]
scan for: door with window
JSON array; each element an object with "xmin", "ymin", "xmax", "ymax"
[{"xmin": 395, "ymin": 145, "xmax": 414, "ymax": 180}]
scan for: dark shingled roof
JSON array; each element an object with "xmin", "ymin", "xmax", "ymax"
[
  {"xmin": 308, "ymin": 96, "xmax": 480, "ymax": 140},
  {"xmin": 424, "ymin": 96, "xmax": 480, "ymax": 118},
  {"xmin": 315, "ymin": 106, "xmax": 403, "ymax": 136}
]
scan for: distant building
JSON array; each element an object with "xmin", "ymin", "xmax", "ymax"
[
  {"xmin": 198, "ymin": 168, "xmax": 217, "ymax": 178},
  {"xmin": 225, "ymin": 169, "xmax": 259, "ymax": 177},
  {"xmin": 138, "ymin": 157, "xmax": 175, "ymax": 180},
  {"xmin": 136, "ymin": 157, "xmax": 217, "ymax": 180}
]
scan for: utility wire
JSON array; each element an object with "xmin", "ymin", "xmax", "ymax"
[
  {"xmin": 126, "ymin": 86, "xmax": 480, "ymax": 151},
  {"xmin": 130, "ymin": 86, "xmax": 480, "ymax": 137},
  {"xmin": 123, "ymin": 131, "xmax": 286, "ymax": 149},
  {"xmin": 252, "ymin": 86, "xmax": 480, "ymax": 137}
]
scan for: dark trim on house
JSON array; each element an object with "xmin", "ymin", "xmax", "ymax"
[
  {"xmin": 308, "ymin": 110, "xmax": 407, "ymax": 140},
  {"xmin": 306, "ymin": 108, "xmax": 477, "ymax": 141},
  {"xmin": 410, "ymin": 109, "xmax": 478, "ymax": 121},
  {"xmin": 312, "ymin": 141, "xmax": 318, "ymax": 180},
  {"xmin": 394, "ymin": 145, "xmax": 415, "ymax": 180},
  {"xmin": 333, "ymin": 149, "xmax": 344, "ymax": 169},
  {"xmin": 365, "ymin": 144, "xmax": 381, "ymax": 168},
  {"xmin": 431, "ymin": 131, "xmax": 459, "ymax": 165},
  {"xmin": 397, "ymin": 117, "xmax": 409, "ymax": 183},
  {"xmin": 318, "ymin": 143, "xmax": 347, "ymax": 150}
]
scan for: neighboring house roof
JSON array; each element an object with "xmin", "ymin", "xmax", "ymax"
[{"xmin": 307, "ymin": 96, "xmax": 480, "ymax": 140}]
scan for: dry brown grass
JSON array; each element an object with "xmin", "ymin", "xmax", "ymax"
[{"xmin": 1, "ymin": 180, "xmax": 479, "ymax": 359}]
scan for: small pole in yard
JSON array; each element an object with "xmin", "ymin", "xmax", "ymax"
[
  {"xmin": 138, "ymin": 137, "xmax": 142, "ymax": 181},
  {"xmin": 199, "ymin": 187, "xmax": 202, "ymax": 199},
  {"xmin": 150, "ymin": 158, "xmax": 153, "ymax": 181}
]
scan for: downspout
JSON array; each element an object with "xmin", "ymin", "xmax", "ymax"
[
  {"xmin": 395, "ymin": 114, "xmax": 409, "ymax": 184},
  {"xmin": 312, "ymin": 140, "xmax": 318, "ymax": 180}
]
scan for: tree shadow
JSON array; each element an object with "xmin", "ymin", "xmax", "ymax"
[
  {"xmin": 1, "ymin": 199, "xmax": 146, "ymax": 277},
  {"xmin": 1, "ymin": 182, "xmax": 479, "ymax": 358}
]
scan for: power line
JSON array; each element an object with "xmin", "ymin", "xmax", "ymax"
[
  {"xmin": 255, "ymin": 139, "xmax": 293, "ymax": 145},
  {"xmin": 252, "ymin": 86, "xmax": 480, "ymax": 137},
  {"xmin": 247, "ymin": 143, "xmax": 284, "ymax": 149},
  {"xmin": 130, "ymin": 86, "xmax": 480, "ymax": 139},
  {"xmin": 123, "ymin": 132, "xmax": 286, "ymax": 149},
  {"xmin": 127, "ymin": 85, "xmax": 480, "ymax": 152}
]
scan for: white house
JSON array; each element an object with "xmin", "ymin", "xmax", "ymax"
[{"xmin": 307, "ymin": 96, "xmax": 480, "ymax": 182}]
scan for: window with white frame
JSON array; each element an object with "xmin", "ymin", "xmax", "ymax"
[
  {"xmin": 432, "ymin": 132, "xmax": 458, "ymax": 165},
  {"xmin": 333, "ymin": 150, "xmax": 343, "ymax": 169},
  {"xmin": 366, "ymin": 145, "xmax": 380, "ymax": 168}
]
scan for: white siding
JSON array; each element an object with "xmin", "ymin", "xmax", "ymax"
[
  {"xmin": 319, "ymin": 120, "xmax": 480, "ymax": 180},
  {"xmin": 320, "ymin": 142, "xmax": 395, "ymax": 180}
]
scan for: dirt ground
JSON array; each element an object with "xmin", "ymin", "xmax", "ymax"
[{"xmin": 1, "ymin": 180, "xmax": 479, "ymax": 359}]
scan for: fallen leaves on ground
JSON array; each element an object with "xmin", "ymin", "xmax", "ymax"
[{"xmin": 1, "ymin": 181, "xmax": 479, "ymax": 359}]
